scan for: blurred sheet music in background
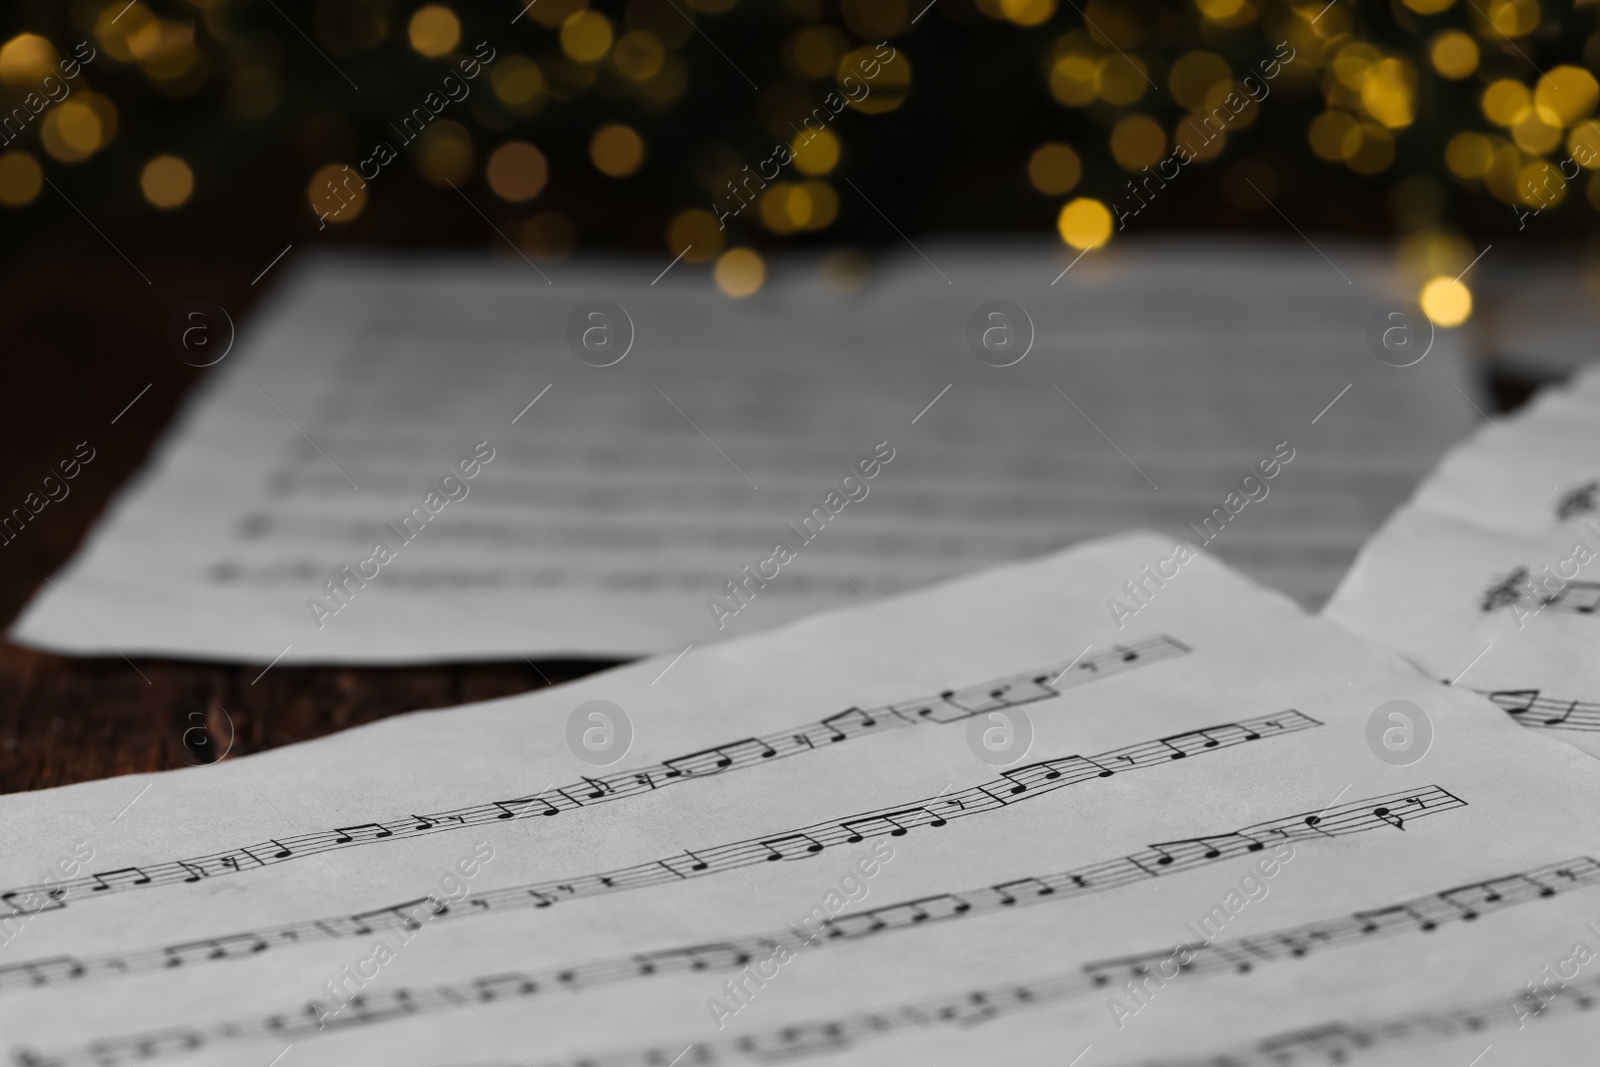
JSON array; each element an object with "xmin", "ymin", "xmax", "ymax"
[{"xmin": 10, "ymin": 241, "xmax": 1478, "ymax": 663}]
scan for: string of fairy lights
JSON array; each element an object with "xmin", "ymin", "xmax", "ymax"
[{"xmin": 0, "ymin": 0, "xmax": 1596, "ymax": 319}]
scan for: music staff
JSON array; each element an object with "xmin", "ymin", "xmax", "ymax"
[
  {"xmin": 1480, "ymin": 568, "xmax": 1600, "ymax": 616},
  {"xmin": 1484, "ymin": 689, "xmax": 1600, "ymax": 733},
  {"xmin": 0, "ymin": 783, "xmax": 1465, "ymax": 1017},
  {"xmin": 0, "ymin": 637, "xmax": 1190, "ymax": 920},
  {"xmin": 0, "ymin": 712, "xmax": 1308, "ymax": 1009},
  {"xmin": 35, "ymin": 834, "xmax": 1597, "ymax": 1067}
]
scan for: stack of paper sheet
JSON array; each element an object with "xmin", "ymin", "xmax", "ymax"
[{"xmin": 6, "ymin": 533, "xmax": 1600, "ymax": 1066}]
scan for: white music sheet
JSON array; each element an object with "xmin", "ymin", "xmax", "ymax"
[
  {"xmin": 3, "ymin": 533, "xmax": 1600, "ymax": 1067},
  {"xmin": 1326, "ymin": 366, "xmax": 1600, "ymax": 758},
  {"xmin": 8, "ymin": 241, "xmax": 1478, "ymax": 663}
]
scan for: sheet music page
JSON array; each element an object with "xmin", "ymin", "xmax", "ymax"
[
  {"xmin": 8, "ymin": 241, "xmax": 1478, "ymax": 663},
  {"xmin": 1326, "ymin": 367, "xmax": 1600, "ymax": 758},
  {"xmin": 5, "ymin": 532, "xmax": 1600, "ymax": 1067}
]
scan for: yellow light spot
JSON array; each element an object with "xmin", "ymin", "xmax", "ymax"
[
  {"xmin": 0, "ymin": 33, "xmax": 57, "ymax": 88},
  {"xmin": 1057, "ymin": 197, "xmax": 1111, "ymax": 250},
  {"xmin": 1168, "ymin": 51, "xmax": 1231, "ymax": 111},
  {"xmin": 1516, "ymin": 160, "xmax": 1566, "ymax": 208},
  {"xmin": 1110, "ymin": 114, "xmax": 1166, "ymax": 171},
  {"xmin": 1445, "ymin": 132, "xmax": 1494, "ymax": 178},
  {"xmin": 306, "ymin": 163, "xmax": 368, "ymax": 225},
  {"xmin": 491, "ymin": 55, "xmax": 545, "ymax": 114},
  {"xmin": 1569, "ymin": 120, "xmax": 1600, "ymax": 169},
  {"xmin": 1429, "ymin": 31, "xmax": 1478, "ymax": 80},
  {"xmin": 589, "ymin": 123, "xmax": 644, "ymax": 177},
  {"xmin": 791, "ymin": 129, "xmax": 840, "ymax": 176},
  {"xmin": 1049, "ymin": 53, "xmax": 1100, "ymax": 107},
  {"xmin": 1000, "ymin": 0, "xmax": 1056, "ymax": 26},
  {"xmin": 96, "ymin": 3, "xmax": 153, "ymax": 63},
  {"xmin": 759, "ymin": 182, "xmax": 803, "ymax": 233},
  {"xmin": 1333, "ymin": 42, "xmax": 1380, "ymax": 91},
  {"xmin": 1346, "ymin": 122, "xmax": 1395, "ymax": 175},
  {"xmin": 40, "ymin": 100, "xmax": 103, "ymax": 163},
  {"xmin": 561, "ymin": 10, "xmax": 614, "ymax": 64},
  {"xmin": 1309, "ymin": 111, "xmax": 1359, "ymax": 162},
  {"xmin": 612, "ymin": 30, "xmax": 664, "ymax": 81},
  {"xmin": 1401, "ymin": 0, "xmax": 1454, "ymax": 12},
  {"xmin": 1484, "ymin": 0, "xmax": 1539, "ymax": 38},
  {"xmin": 801, "ymin": 180, "xmax": 838, "ymax": 230},
  {"xmin": 1028, "ymin": 143, "xmax": 1081, "ymax": 196},
  {"xmin": 140, "ymin": 154, "xmax": 193, "ymax": 208},
  {"xmin": 0, "ymin": 151, "xmax": 42, "ymax": 207},
  {"xmin": 1194, "ymin": 0, "xmax": 1246, "ymax": 22},
  {"xmin": 1536, "ymin": 66, "xmax": 1599, "ymax": 127},
  {"xmin": 1482, "ymin": 79, "xmax": 1531, "ymax": 127},
  {"xmin": 408, "ymin": 4, "xmax": 460, "ymax": 58},
  {"xmin": 486, "ymin": 141, "xmax": 549, "ymax": 202},
  {"xmin": 667, "ymin": 209, "xmax": 724, "ymax": 263},
  {"xmin": 714, "ymin": 248, "xmax": 765, "ymax": 298},
  {"xmin": 1510, "ymin": 109, "xmax": 1561, "ymax": 154},
  {"xmin": 838, "ymin": 45, "xmax": 911, "ymax": 114},
  {"xmin": 1420, "ymin": 276, "xmax": 1471, "ymax": 327},
  {"xmin": 786, "ymin": 26, "xmax": 845, "ymax": 80},
  {"xmin": 523, "ymin": 0, "xmax": 585, "ymax": 30},
  {"xmin": 1482, "ymin": 142, "xmax": 1525, "ymax": 203},
  {"xmin": 1099, "ymin": 55, "xmax": 1149, "ymax": 106},
  {"xmin": 1361, "ymin": 58, "xmax": 1416, "ymax": 129},
  {"xmin": 414, "ymin": 120, "xmax": 474, "ymax": 187}
]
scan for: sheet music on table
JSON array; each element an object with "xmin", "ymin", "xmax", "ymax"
[
  {"xmin": 1325, "ymin": 363, "xmax": 1600, "ymax": 759},
  {"xmin": 8, "ymin": 241, "xmax": 1478, "ymax": 663},
  {"xmin": 8, "ymin": 532, "xmax": 1600, "ymax": 1067}
]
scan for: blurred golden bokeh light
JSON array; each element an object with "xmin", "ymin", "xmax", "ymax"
[
  {"xmin": 140, "ymin": 154, "xmax": 193, "ymax": 208},
  {"xmin": 561, "ymin": 11, "xmax": 614, "ymax": 64},
  {"xmin": 590, "ymin": 123, "xmax": 645, "ymax": 177},
  {"xmin": 486, "ymin": 141, "xmax": 549, "ymax": 202},
  {"xmin": 714, "ymin": 248, "xmax": 765, "ymax": 298},
  {"xmin": 306, "ymin": 162, "xmax": 367, "ymax": 224},
  {"xmin": 1057, "ymin": 197, "xmax": 1112, "ymax": 249},
  {"xmin": 407, "ymin": 5, "xmax": 460, "ymax": 58},
  {"xmin": 0, "ymin": 33, "xmax": 56, "ymax": 88},
  {"xmin": 1428, "ymin": 31, "xmax": 1478, "ymax": 80},
  {"xmin": 1110, "ymin": 114, "xmax": 1165, "ymax": 171},
  {"xmin": 0, "ymin": 151, "xmax": 42, "ymax": 207},
  {"xmin": 41, "ymin": 100, "xmax": 104, "ymax": 163},
  {"xmin": 1028, "ymin": 143, "xmax": 1081, "ymax": 196},
  {"xmin": 1420, "ymin": 276, "xmax": 1472, "ymax": 327},
  {"xmin": 791, "ymin": 129, "xmax": 839, "ymax": 176}
]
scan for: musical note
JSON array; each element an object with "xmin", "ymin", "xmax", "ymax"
[
  {"xmin": 1544, "ymin": 579, "xmax": 1600, "ymax": 614},
  {"xmin": 331, "ymin": 824, "xmax": 393, "ymax": 844},
  {"xmin": 0, "ymin": 640, "xmax": 1192, "ymax": 918},
  {"xmin": 759, "ymin": 833, "xmax": 826, "ymax": 861},
  {"xmin": 1483, "ymin": 688, "xmax": 1600, "ymax": 732},
  {"xmin": 90, "ymin": 868, "xmax": 152, "ymax": 892}
]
